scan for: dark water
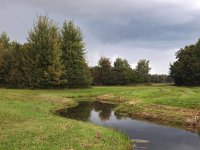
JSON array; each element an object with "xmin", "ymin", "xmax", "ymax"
[{"xmin": 58, "ymin": 101, "xmax": 200, "ymax": 150}]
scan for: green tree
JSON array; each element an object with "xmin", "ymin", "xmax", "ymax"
[
  {"xmin": 135, "ymin": 59, "xmax": 151, "ymax": 83},
  {"xmin": 90, "ymin": 66, "xmax": 101, "ymax": 85},
  {"xmin": 61, "ymin": 21, "xmax": 92, "ymax": 88},
  {"xmin": 5, "ymin": 42, "xmax": 31, "ymax": 88},
  {"xmin": 0, "ymin": 32, "xmax": 10, "ymax": 85},
  {"xmin": 28, "ymin": 15, "xmax": 65, "ymax": 88},
  {"xmin": 113, "ymin": 58, "xmax": 132, "ymax": 85},
  {"xmin": 170, "ymin": 41, "xmax": 200, "ymax": 86},
  {"xmin": 96, "ymin": 57, "xmax": 112, "ymax": 85}
]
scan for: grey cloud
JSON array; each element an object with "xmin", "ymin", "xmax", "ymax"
[
  {"xmin": 2, "ymin": 0, "xmax": 200, "ymax": 45},
  {"xmin": 0, "ymin": 0, "xmax": 200, "ymax": 73}
]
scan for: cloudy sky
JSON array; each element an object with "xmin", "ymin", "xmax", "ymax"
[{"xmin": 1, "ymin": 0, "xmax": 200, "ymax": 74}]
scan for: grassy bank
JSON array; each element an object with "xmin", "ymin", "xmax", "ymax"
[
  {"xmin": 1, "ymin": 85, "xmax": 200, "ymax": 150},
  {"xmin": 95, "ymin": 85, "xmax": 200, "ymax": 132},
  {"xmin": 32, "ymin": 84, "xmax": 200, "ymax": 131},
  {"xmin": 0, "ymin": 89, "xmax": 131, "ymax": 150}
]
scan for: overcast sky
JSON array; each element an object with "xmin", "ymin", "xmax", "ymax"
[{"xmin": 1, "ymin": 0, "xmax": 200, "ymax": 74}]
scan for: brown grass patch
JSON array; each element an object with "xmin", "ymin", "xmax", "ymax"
[{"xmin": 96, "ymin": 94, "xmax": 127, "ymax": 103}]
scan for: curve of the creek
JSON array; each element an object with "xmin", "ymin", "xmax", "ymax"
[{"xmin": 57, "ymin": 101, "xmax": 200, "ymax": 150}]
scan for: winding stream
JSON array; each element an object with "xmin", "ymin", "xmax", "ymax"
[{"xmin": 58, "ymin": 101, "xmax": 200, "ymax": 150}]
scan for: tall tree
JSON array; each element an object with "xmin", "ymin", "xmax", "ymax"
[
  {"xmin": 170, "ymin": 41, "xmax": 200, "ymax": 86},
  {"xmin": 28, "ymin": 15, "xmax": 65, "ymax": 88},
  {"xmin": 113, "ymin": 58, "xmax": 132, "ymax": 85},
  {"xmin": 135, "ymin": 59, "xmax": 151, "ymax": 83},
  {"xmin": 0, "ymin": 32, "xmax": 10, "ymax": 85},
  {"xmin": 61, "ymin": 21, "xmax": 92, "ymax": 88},
  {"xmin": 95, "ymin": 57, "xmax": 112, "ymax": 85},
  {"xmin": 5, "ymin": 42, "xmax": 32, "ymax": 88}
]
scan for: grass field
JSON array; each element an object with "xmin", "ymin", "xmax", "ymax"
[
  {"xmin": 0, "ymin": 89, "xmax": 131, "ymax": 150},
  {"xmin": 0, "ymin": 85, "xmax": 200, "ymax": 150}
]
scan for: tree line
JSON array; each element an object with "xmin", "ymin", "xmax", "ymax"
[
  {"xmin": 0, "ymin": 15, "xmax": 92, "ymax": 88},
  {"xmin": 150, "ymin": 74, "xmax": 173, "ymax": 84},
  {"xmin": 90, "ymin": 57, "xmax": 173, "ymax": 85},
  {"xmin": 0, "ymin": 15, "xmax": 174, "ymax": 89},
  {"xmin": 91, "ymin": 57, "xmax": 151, "ymax": 85}
]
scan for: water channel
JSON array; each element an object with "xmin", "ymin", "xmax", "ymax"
[{"xmin": 58, "ymin": 101, "xmax": 200, "ymax": 150}]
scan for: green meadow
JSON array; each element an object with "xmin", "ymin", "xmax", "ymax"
[{"xmin": 1, "ymin": 85, "xmax": 200, "ymax": 150}]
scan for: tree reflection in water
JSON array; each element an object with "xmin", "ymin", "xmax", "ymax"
[
  {"xmin": 92, "ymin": 102, "xmax": 115, "ymax": 121},
  {"xmin": 114, "ymin": 112, "xmax": 123, "ymax": 120},
  {"xmin": 58, "ymin": 101, "xmax": 115, "ymax": 122}
]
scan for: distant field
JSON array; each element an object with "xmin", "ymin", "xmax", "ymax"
[
  {"xmin": 35, "ymin": 85, "xmax": 200, "ymax": 109},
  {"xmin": 0, "ymin": 85, "xmax": 200, "ymax": 149}
]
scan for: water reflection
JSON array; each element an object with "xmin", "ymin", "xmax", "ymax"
[
  {"xmin": 58, "ymin": 101, "xmax": 200, "ymax": 150},
  {"xmin": 58, "ymin": 101, "xmax": 115, "ymax": 122}
]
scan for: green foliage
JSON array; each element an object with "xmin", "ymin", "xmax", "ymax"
[
  {"xmin": 150, "ymin": 74, "xmax": 174, "ymax": 83},
  {"xmin": 61, "ymin": 21, "xmax": 92, "ymax": 88},
  {"xmin": 0, "ymin": 15, "xmax": 92, "ymax": 88},
  {"xmin": 91, "ymin": 57, "xmax": 155, "ymax": 85},
  {"xmin": 135, "ymin": 59, "xmax": 151, "ymax": 83},
  {"xmin": 0, "ymin": 32, "xmax": 9, "ymax": 48},
  {"xmin": 113, "ymin": 58, "xmax": 132, "ymax": 85},
  {"xmin": 92, "ymin": 57, "xmax": 113, "ymax": 85},
  {"xmin": 0, "ymin": 32, "xmax": 11, "ymax": 85},
  {"xmin": 5, "ymin": 42, "xmax": 26, "ymax": 87},
  {"xmin": 0, "ymin": 14, "xmax": 176, "ymax": 88},
  {"xmin": 170, "ymin": 40, "xmax": 200, "ymax": 86},
  {"xmin": 28, "ymin": 15, "xmax": 66, "ymax": 88}
]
